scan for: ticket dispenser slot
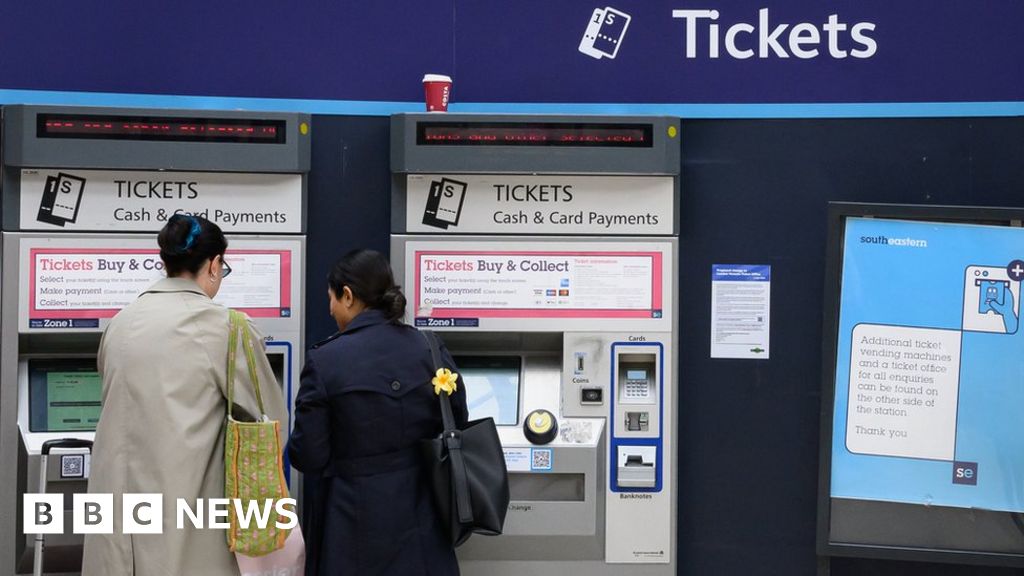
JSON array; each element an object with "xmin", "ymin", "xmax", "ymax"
[{"xmin": 617, "ymin": 446, "xmax": 656, "ymax": 489}]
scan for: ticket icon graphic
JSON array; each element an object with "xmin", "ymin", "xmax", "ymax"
[
  {"xmin": 422, "ymin": 177, "xmax": 468, "ymax": 230},
  {"xmin": 37, "ymin": 172, "xmax": 86, "ymax": 227},
  {"xmin": 579, "ymin": 7, "xmax": 631, "ymax": 60}
]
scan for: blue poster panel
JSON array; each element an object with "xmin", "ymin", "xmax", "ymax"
[{"xmin": 832, "ymin": 217, "xmax": 1024, "ymax": 512}]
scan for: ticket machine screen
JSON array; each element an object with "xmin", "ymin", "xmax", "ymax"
[
  {"xmin": 28, "ymin": 359, "xmax": 101, "ymax": 432},
  {"xmin": 456, "ymin": 356, "xmax": 521, "ymax": 426}
]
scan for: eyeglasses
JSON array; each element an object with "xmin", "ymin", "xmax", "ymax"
[{"xmin": 221, "ymin": 257, "xmax": 233, "ymax": 278}]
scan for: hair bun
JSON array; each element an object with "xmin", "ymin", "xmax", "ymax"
[{"xmin": 380, "ymin": 285, "xmax": 407, "ymax": 321}]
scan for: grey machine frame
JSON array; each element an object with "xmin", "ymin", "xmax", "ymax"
[
  {"xmin": 0, "ymin": 105, "xmax": 309, "ymax": 575},
  {"xmin": 390, "ymin": 113, "xmax": 680, "ymax": 575}
]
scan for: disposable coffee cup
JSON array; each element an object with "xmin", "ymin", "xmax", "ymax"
[{"xmin": 423, "ymin": 74, "xmax": 452, "ymax": 112}]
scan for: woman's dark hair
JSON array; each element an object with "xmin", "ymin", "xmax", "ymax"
[
  {"xmin": 328, "ymin": 249, "xmax": 406, "ymax": 322},
  {"xmin": 157, "ymin": 214, "xmax": 228, "ymax": 277}
]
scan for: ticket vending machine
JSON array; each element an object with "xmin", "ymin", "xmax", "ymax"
[
  {"xmin": 390, "ymin": 114, "xmax": 679, "ymax": 575},
  {"xmin": 0, "ymin": 105, "xmax": 310, "ymax": 575}
]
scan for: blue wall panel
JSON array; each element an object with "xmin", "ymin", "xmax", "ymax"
[{"xmin": 2, "ymin": 1, "xmax": 1022, "ymax": 116}]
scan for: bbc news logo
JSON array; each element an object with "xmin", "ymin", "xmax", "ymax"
[{"xmin": 23, "ymin": 494, "xmax": 298, "ymax": 534}]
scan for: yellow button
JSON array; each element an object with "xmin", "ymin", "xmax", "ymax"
[
  {"xmin": 523, "ymin": 409, "xmax": 558, "ymax": 445},
  {"xmin": 529, "ymin": 411, "xmax": 552, "ymax": 433}
]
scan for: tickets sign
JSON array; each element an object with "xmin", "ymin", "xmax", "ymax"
[
  {"xmin": 406, "ymin": 174, "xmax": 674, "ymax": 235},
  {"xmin": 2, "ymin": 2, "xmax": 1021, "ymax": 114},
  {"xmin": 20, "ymin": 169, "xmax": 303, "ymax": 234}
]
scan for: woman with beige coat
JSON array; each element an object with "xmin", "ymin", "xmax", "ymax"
[{"xmin": 82, "ymin": 215, "xmax": 288, "ymax": 576}]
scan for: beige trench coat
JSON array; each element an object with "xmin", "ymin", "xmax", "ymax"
[{"xmin": 82, "ymin": 277, "xmax": 288, "ymax": 576}]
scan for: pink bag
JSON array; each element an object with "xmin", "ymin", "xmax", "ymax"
[{"xmin": 235, "ymin": 529, "xmax": 305, "ymax": 576}]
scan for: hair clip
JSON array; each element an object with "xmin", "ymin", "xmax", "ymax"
[{"xmin": 181, "ymin": 217, "xmax": 201, "ymax": 251}]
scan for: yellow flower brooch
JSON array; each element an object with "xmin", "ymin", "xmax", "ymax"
[{"xmin": 432, "ymin": 368, "xmax": 459, "ymax": 396}]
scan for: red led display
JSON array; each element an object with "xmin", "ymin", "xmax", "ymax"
[
  {"xmin": 416, "ymin": 122, "xmax": 653, "ymax": 148},
  {"xmin": 37, "ymin": 114, "xmax": 286, "ymax": 144}
]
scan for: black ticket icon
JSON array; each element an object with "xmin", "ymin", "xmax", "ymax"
[
  {"xmin": 422, "ymin": 177, "xmax": 467, "ymax": 230},
  {"xmin": 37, "ymin": 172, "xmax": 85, "ymax": 227}
]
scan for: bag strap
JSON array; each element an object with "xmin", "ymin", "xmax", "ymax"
[
  {"xmin": 227, "ymin": 310, "xmax": 240, "ymax": 418},
  {"xmin": 227, "ymin": 310, "xmax": 267, "ymax": 419},
  {"xmin": 422, "ymin": 330, "xmax": 474, "ymax": 525},
  {"xmin": 423, "ymin": 330, "xmax": 456, "ymax": 432}
]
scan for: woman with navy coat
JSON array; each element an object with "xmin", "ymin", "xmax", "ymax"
[{"xmin": 289, "ymin": 249, "xmax": 468, "ymax": 576}]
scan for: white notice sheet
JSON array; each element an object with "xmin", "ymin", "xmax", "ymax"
[{"xmin": 710, "ymin": 264, "xmax": 771, "ymax": 359}]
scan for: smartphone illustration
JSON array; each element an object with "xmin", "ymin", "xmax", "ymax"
[
  {"xmin": 977, "ymin": 279, "xmax": 1008, "ymax": 313},
  {"xmin": 963, "ymin": 264, "xmax": 1020, "ymax": 334}
]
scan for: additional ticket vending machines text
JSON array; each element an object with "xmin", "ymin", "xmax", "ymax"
[{"xmin": 390, "ymin": 114, "xmax": 680, "ymax": 575}]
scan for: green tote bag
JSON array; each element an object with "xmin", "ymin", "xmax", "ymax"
[{"xmin": 224, "ymin": 310, "xmax": 291, "ymax": 556}]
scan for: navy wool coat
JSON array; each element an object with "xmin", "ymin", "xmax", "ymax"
[{"xmin": 288, "ymin": 309, "xmax": 467, "ymax": 576}]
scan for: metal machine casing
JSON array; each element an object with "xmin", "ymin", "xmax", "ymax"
[
  {"xmin": 390, "ymin": 113, "xmax": 680, "ymax": 575},
  {"xmin": 0, "ymin": 105, "xmax": 310, "ymax": 575}
]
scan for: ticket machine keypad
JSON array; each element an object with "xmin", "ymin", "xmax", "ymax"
[{"xmin": 624, "ymin": 379, "xmax": 650, "ymax": 400}]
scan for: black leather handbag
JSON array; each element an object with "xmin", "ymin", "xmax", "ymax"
[{"xmin": 420, "ymin": 330, "xmax": 510, "ymax": 546}]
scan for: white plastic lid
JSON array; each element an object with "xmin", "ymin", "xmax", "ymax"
[{"xmin": 422, "ymin": 74, "xmax": 452, "ymax": 83}]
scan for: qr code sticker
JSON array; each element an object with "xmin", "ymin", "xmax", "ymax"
[
  {"xmin": 531, "ymin": 448, "xmax": 552, "ymax": 471},
  {"xmin": 61, "ymin": 454, "xmax": 85, "ymax": 478}
]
